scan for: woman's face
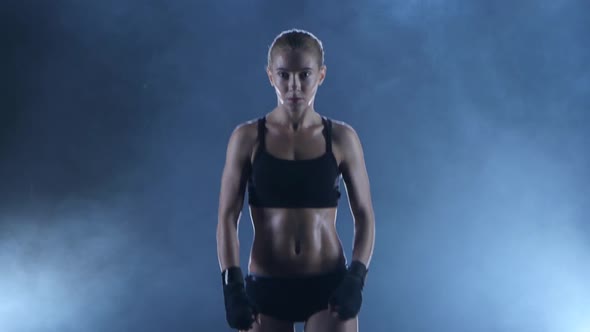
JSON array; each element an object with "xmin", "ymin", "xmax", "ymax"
[{"xmin": 267, "ymin": 48, "xmax": 326, "ymax": 112}]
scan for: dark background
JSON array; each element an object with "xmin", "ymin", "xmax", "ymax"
[{"xmin": 1, "ymin": 1, "xmax": 589, "ymax": 331}]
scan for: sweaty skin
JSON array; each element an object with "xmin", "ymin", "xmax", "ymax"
[
  {"xmin": 218, "ymin": 116, "xmax": 374, "ymax": 276},
  {"xmin": 216, "ymin": 45, "xmax": 375, "ymax": 332},
  {"xmin": 248, "ymin": 118, "xmax": 346, "ymax": 276}
]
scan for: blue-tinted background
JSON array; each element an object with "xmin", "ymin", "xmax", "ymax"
[{"xmin": 1, "ymin": 1, "xmax": 589, "ymax": 331}]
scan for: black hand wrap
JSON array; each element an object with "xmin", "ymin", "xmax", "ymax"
[
  {"xmin": 328, "ymin": 261, "xmax": 368, "ymax": 320},
  {"xmin": 221, "ymin": 267, "xmax": 257, "ymax": 330}
]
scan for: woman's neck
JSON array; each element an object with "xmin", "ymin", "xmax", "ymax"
[{"xmin": 270, "ymin": 107, "xmax": 320, "ymax": 131}]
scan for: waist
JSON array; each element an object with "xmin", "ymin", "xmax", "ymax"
[
  {"xmin": 248, "ymin": 207, "xmax": 343, "ymax": 276},
  {"xmin": 249, "ymin": 250, "xmax": 345, "ymax": 275},
  {"xmin": 247, "ymin": 263, "xmax": 347, "ymax": 281}
]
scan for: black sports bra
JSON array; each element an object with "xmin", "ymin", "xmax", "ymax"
[{"xmin": 247, "ymin": 116, "xmax": 342, "ymax": 208}]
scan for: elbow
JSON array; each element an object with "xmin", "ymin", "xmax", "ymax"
[
  {"xmin": 353, "ymin": 207, "xmax": 375, "ymax": 237},
  {"xmin": 216, "ymin": 221, "xmax": 227, "ymax": 241},
  {"xmin": 352, "ymin": 205, "xmax": 374, "ymax": 225},
  {"xmin": 216, "ymin": 209, "xmax": 240, "ymax": 252},
  {"xmin": 217, "ymin": 206, "xmax": 241, "ymax": 235}
]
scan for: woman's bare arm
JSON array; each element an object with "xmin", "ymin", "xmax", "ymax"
[
  {"xmin": 336, "ymin": 123, "xmax": 376, "ymax": 267},
  {"xmin": 216, "ymin": 122, "xmax": 255, "ymax": 271}
]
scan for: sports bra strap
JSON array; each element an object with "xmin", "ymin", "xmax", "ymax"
[
  {"xmin": 322, "ymin": 117, "xmax": 333, "ymax": 153},
  {"xmin": 257, "ymin": 116, "xmax": 266, "ymax": 151}
]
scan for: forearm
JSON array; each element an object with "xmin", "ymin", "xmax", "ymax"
[
  {"xmin": 330, "ymin": 213, "xmax": 373, "ymax": 320},
  {"xmin": 351, "ymin": 215, "xmax": 375, "ymax": 267},
  {"xmin": 216, "ymin": 213, "xmax": 241, "ymax": 271}
]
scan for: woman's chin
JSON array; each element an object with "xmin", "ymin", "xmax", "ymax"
[{"xmin": 283, "ymin": 103, "xmax": 307, "ymax": 112}]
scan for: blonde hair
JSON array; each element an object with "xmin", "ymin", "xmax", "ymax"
[{"xmin": 267, "ymin": 28, "xmax": 324, "ymax": 68}]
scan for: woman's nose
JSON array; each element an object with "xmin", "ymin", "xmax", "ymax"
[{"xmin": 289, "ymin": 74, "xmax": 301, "ymax": 90}]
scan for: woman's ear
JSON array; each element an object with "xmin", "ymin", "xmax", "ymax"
[
  {"xmin": 319, "ymin": 65, "xmax": 327, "ymax": 85},
  {"xmin": 266, "ymin": 66, "xmax": 274, "ymax": 87}
]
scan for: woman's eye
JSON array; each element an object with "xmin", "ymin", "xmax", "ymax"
[{"xmin": 278, "ymin": 71, "xmax": 311, "ymax": 79}]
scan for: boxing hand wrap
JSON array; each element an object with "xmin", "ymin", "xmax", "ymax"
[
  {"xmin": 221, "ymin": 266, "xmax": 257, "ymax": 330},
  {"xmin": 329, "ymin": 260, "xmax": 368, "ymax": 320}
]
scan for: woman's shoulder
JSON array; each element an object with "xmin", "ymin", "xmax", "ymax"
[
  {"xmin": 224, "ymin": 117, "xmax": 261, "ymax": 149},
  {"xmin": 324, "ymin": 117, "xmax": 358, "ymax": 142},
  {"xmin": 233, "ymin": 117, "xmax": 260, "ymax": 132},
  {"xmin": 233, "ymin": 116, "xmax": 266, "ymax": 136}
]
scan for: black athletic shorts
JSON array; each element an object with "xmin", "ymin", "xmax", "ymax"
[{"xmin": 245, "ymin": 267, "xmax": 347, "ymax": 322}]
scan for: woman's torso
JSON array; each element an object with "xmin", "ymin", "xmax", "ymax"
[
  {"xmin": 246, "ymin": 114, "xmax": 346, "ymax": 276},
  {"xmin": 248, "ymin": 208, "xmax": 345, "ymax": 276}
]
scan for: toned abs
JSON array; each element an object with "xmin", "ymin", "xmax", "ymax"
[{"xmin": 248, "ymin": 207, "xmax": 346, "ymax": 276}]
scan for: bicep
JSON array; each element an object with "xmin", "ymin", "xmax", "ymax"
[
  {"xmin": 218, "ymin": 126, "xmax": 252, "ymax": 221},
  {"xmin": 340, "ymin": 127, "xmax": 373, "ymax": 217}
]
